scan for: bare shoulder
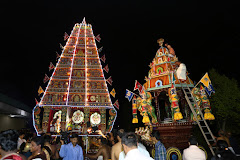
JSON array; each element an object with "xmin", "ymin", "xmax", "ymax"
[{"xmin": 112, "ymin": 142, "xmax": 121, "ymax": 149}]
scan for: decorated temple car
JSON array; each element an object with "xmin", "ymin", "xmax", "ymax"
[
  {"xmin": 33, "ymin": 20, "xmax": 117, "ymax": 137},
  {"xmin": 132, "ymin": 38, "xmax": 215, "ymax": 159}
]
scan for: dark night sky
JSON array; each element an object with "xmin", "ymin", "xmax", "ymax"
[{"xmin": 0, "ymin": 1, "xmax": 239, "ymax": 127}]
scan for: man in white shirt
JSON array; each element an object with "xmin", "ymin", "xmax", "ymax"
[
  {"xmin": 175, "ymin": 61, "xmax": 187, "ymax": 82},
  {"xmin": 121, "ymin": 132, "xmax": 153, "ymax": 160},
  {"xmin": 182, "ymin": 136, "xmax": 206, "ymax": 160},
  {"xmin": 119, "ymin": 142, "xmax": 150, "ymax": 160}
]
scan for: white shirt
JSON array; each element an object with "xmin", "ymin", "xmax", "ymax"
[
  {"xmin": 124, "ymin": 149, "xmax": 154, "ymax": 160},
  {"xmin": 182, "ymin": 145, "xmax": 206, "ymax": 160},
  {"xmin": 17, "ymin": 137, "xmax": 26, "ymax": 150},
  {"xmin": 176, "ymin": 63, "xmax": 187, "ymax": 80},
  {"xmin": 119, "ymin": 143, "xmax": 150, "ymax": 160}
]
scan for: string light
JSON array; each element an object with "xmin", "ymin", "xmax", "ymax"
[
  {"xmin": 35, "ymin": 19, "xmax": 117, "ymax": 135},
  {"xmin": 66, "ymin": 23, "xmax": 82, "ymax": 105},
  {"xmin": 84, "ymin": 20, "xmax": 89, "ymax": 107},
  {"xmin": 39, "ymin": 24, "xmax": 77, "ymax": 106}
]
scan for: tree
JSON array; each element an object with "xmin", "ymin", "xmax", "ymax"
[{"xmin": 209, "ymin": 68, "xmax": 240, "ymax": 134}]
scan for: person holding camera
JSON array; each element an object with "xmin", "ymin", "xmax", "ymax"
[{"xmin": 59, "ymin": 133, "xmax": 83, "ymax": 160}]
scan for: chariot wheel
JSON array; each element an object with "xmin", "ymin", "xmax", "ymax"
[
  {"xmin": 198, "ymin": 145, "xmax": 208, "ymax": 159},
  {"xmin": 166, "ymin": 147, "xmax": 182, "ymax": 160}
]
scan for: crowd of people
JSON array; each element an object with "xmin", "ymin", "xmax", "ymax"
[{"xmin": 0, "ymin": 128, "xmax": 239, "ymax": 160}]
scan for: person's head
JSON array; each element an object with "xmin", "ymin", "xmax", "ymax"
[
  {"xmin": 218, "ymin": 130, "xmax": 225, "ymax": 137},
  {"xmin": 30, "ymin": 136, "xmax": 44, "ymax": 153},
  {"xmin": 107, "ymin": 133, "xmax": 114, "ymax": 141},
  {"xmin": 188, "ymin": 136, "xmax": 198, "ymax": 146},
  {"xmin": 121, "ymin": 132, "xmax": 138, "ymax": 154},
  {"xmin": 99, "ymin": 137, "xmax": 109, "ymax": 146},
  {"xmin": 175, "ymin": 61, "xmax": 181, "ymax": 66},
  {"xmin": 117, "ymin": 129, "xmax": 125, "ymax": 142},
  {"xmin": 0, "ymin": 129, "xmax": 19, "ymax": 153},
  {"xmin": 70, "ymin": 133, "xmax": 78, "ymax": 146},
  {"xmin": 19, "ymin": 132, "xmax": 25, "ymax": 139},
  {"xmin": 151, "ymin": 130, "xmax": 161, "ymax": 143},
  {"xmin": 43, "ymin": 135, "xmax": 52, "ymax": 144}
]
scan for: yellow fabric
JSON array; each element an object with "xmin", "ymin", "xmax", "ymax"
[
  {"xmin": 38, "ymin": 86, "xmax": 44, "ymax": 95},
  {"xmin": 142, "ymin": 115, "xmax": 150, "ymax": 123},
  {"xmin": 174, "ymin": 112, "xmax": 183, "ymax": 120},
  {"xmin": 204, "ymin": 112, "xmax": 215, "ymax": 120},
  {"xmin": 132, "ymin": 118, "xmax": 138, "ymax": 123},
  {"xmin": 200, "ymin": 73, "xmax": 211, "ymax": 88},
  {"xmin": 193, "ymin": 115, "xmax": 201, "ymax": 121},
  {"xmin": 110, "ymin": 88, "xmax": 116, "ymax": 98}
]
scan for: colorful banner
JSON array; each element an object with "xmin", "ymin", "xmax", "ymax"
[
  {"xmin": 43, "ymin": 74, "xmax": 50, "ymax": 83},
  {"xmin": 49, "ymin": 62, "xmax": 55, "ymax": 71},
  {"xmin": 56, "ymin": 52, "xmax": 60, "ymax": 61},
  {"xmin": 132, "ymin": 96, "xmax": 138, "ymax": 123},
  {"xmin": 200, "ymin": 72, "xmax": 211, "ymax": 88},
  {"xmin": 110, "ymin": 88, "xmax": 116, "ymax": 98},
  {"xmin": 98, "ymin": 46, "xmax": 103, "ymax": 53},
  {"xmin": 35, "ymin": 98, "xmax": 39, "ymax": 105},
  {"xmin": 59, "ymin": 43, "xmax": 64, "ymax": 49},
  {"xmin": 64, "ymin": 32, "xmax": 69, "ymax": 41},
  {"xmin": 100, "ymin": 54, "xmax": 106, "ymax": 63},
  {"xmin": 205, "ymin": 84, "xmax": 215, "ymax": 96},
  {"xmin": 38, "ymin": 86, "xmax": 44, "ymax": 96},
  {"xmin": 125, "ymin": 89, "xmax": 134, "ymax": 102},
  {"xmin": 106, "ymin": 76, "xmax": 113, "ymax": 86},
  {"xmin": 113, "ymin": 100, "xmax": 119, "ymax": 110},
  {"xmin": 134, "ymin": 80, "xmax": 143, "ymax": 93},
  {"xmin": 95, "ymin": 34, "xmax": 101, "ymax": 42},
  {"xmin": 103, "ymin": 64, "xmax": 109, "ymax": 73}
]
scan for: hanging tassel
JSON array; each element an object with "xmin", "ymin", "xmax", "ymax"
[
  {"xmin": 132, "ymin": 96, "xmax": 138, "ymax": 123},
  {"xmin": 174, "ymin": 112, "xmax": 183, "ymax": 120},
  {"xmin": 169, "ymin": 85, "xmax": 183, "ymax": 121},
  {"xmin": 132, "ymin": 118, "xmax": 138, "ymax": 123},
  {"xmin": 142, "ymin": 114, "xmax": 150, "ymax": 123},
  {"xmin": 204, "ymin": 109, "xmax": 215, "ymax": 120},
  {"xmin": 193, "ymin": 114, "xmax": 202, "ymax": 121}
]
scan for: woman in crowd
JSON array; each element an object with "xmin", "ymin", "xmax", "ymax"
[{"xmin": 28, "ymin": 136, "xmax": 47, "ymax": 160}]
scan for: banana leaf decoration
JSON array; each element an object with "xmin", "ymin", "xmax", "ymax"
[
  {"xmin": 132, "ymin": 96, "xmax": 138, "ymax": 123},
  {"xmin": 191, "ymin": 87, "xmax": 202, "ymax": 121},
  {"xmin": 200, "ymin": 85, "xmax": 215, "ymax": 120},
  {"xmin": 145, "ymin": 92, "xmax": 158, "ymax": 123},
  {"xmin": 168, "ymin": 84, "xmax": 183, "ymax": 121},
  {"xmin": 136, "ymin": 91, "xmax": 158, "ymax": 124}
]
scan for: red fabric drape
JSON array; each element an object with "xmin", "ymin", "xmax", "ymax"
[{"xmin": 47, "ymin": 109, "xmax": 54, "ymax": 132}]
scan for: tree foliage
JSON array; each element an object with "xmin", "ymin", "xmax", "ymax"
[{"xmin": 209, "ymin": 68, "xmax": 240, "ymax": 134}]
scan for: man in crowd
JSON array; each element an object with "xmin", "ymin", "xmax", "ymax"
[
  {"xmin": 111, "ymin": 129, "xmax": 125, "ymax": 160},
  {"xmin": 86, "ymin": 137, "xmax": 111, "ymax": 160},
  {"xmin": 121, "ymin": 132, "xmax": 153, "ymax": 160},
  {"xmin": 182, "ymin": 136, "xmax": 206, "ymax": 160},
  {"xmin": 119, "ymin": 134, "xmax": 150, "ymax": 160},
  {"xmin": 59, "ymin": 133, "xmax": 83, "ymax": 160},
  {"xmin": 151, "ymin": 131, "xmax": 166, "ymax": 160},
  {"xmin": 0, "ymin": 129, "xmax": 25, "ymax": 160}
]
